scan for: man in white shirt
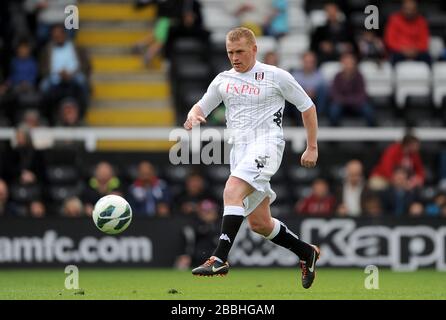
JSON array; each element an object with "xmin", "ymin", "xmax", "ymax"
[{"xmin": 184, "ymin": 27, "xmax": 320, "ymax": 289}]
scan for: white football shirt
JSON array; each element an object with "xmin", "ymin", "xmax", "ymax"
[{"xmin": 197, "ymin": 60, "xmax": 314, "ymax": 143}]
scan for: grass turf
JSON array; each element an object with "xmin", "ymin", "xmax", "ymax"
[{"xmin": 0, "ymin": 268, "xmax": 444, "ymax": 300}]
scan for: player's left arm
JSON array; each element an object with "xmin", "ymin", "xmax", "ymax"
[
  {"xmin": 301, "ymin": 105, "xmax": 318, "ymax": 168},
  {"xmin": 277, "ymin": 68, "xmax": 318, "ymax": 168}
]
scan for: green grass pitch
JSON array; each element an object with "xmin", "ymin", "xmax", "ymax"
[{"xmin": 0, "ymin": 268, "xmax": 444, "ymax": 300}]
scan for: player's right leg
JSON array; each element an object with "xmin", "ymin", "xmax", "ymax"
[
  {"xmin": 247, "ymin": 197, "xmax": 320, "ymax": 289},
  {"xmin": 192, "ymin": 176, "xmax": 253, "ymax": 277}
]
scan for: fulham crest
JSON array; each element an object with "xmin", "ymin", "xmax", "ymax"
[{"xmin": 255, "ymin": 72, "xmax": 264, "ymax": 81}]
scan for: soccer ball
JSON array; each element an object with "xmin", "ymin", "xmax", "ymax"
[{"xmin": 92, "ymin": 195, "xmax": 132, "ymax": 235}]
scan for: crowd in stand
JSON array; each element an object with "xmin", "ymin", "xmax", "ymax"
[
  {"xmin": 1, "ymin": 0, "xmax": 446, "ymax": 221},
  {"xmin": 0, "ymin": 0, "xmax": 90, "ymax": 128},
  {"xmin": 1, "ymin": 128, "xmax": 445, "ymax": 219}
]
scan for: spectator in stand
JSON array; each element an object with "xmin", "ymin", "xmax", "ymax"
[
  {"xmin": 425, "ymin": 192, "xmax": 446, "ymax": 217},
  {"xmin": 408, "ymin": 201, "xmax": 424, "ymax": 217},
  {"xmin": 29, "ymin": 200, "xmax": 46, "ymax": 218},
  {"xmin": 381, "ymin": 167, "xmax": 420, "ymax": 216},
  {"xmin": 357, "ymin": 30, "xmax": 386, "ymax": 62},
  {"xmin": 19, "ymin": 109, "xmax": 44, "ymax": 129},
  {"xmin": 177, "ymin": 172, "xmax": 214, "ymax": 215},
  {"xmin": 127, "ymin": 161, "xmax": 171, "ymax": 217},
  {"xmin": 263, "ymin": 0, "xmax": 289, "ymax": 39},
  {"xmin": 2, "ymin": 126, "xmax": 46, "ymax": 186},
  {"xmin": 175, "ymin": 199, "xmax": 220, "ymax": 269},
  {"xmin": 82, "ymin": 161, "xmax": 122, "ymax": 216},
  {"xmin": 335, "ymin": 159, "xmax": 373, "ymax": 217},
  {"xmin": 362, "ymin": 193, "xmax": 383, "ymax": 217},
  {"xmin": 296, "ymin": 178, "xmax": 336, "ymax": 216},
  {"xmin": 8, "ymin": 39, "xmax": 38, "ymax": 88},
  {"xmin": 291, "ymin": 51, "xmax": 328, "ymax": 116},
  {"xmin": 328, "ymin": 52, "xmax": 375, "ymax": 126},
  {"xmin": 310, "ymin": 2, "xmax": 356, "ymax": 64},
  {"xmin": 0, "ymin": 178, "xmax": 18, "ymax": 216},
  {"xmin": 24, "ymin": 0, "xmax": 78, "ymax": 45},
  {"xmin": 369, "ymin": 133, "xmax": 425, "ymax": 191},
  {"xmin": 55, "ymin": 97, "xmax": 84, "ymax": 126},
  {"xmin": 61, "ymin": 196, "xmax": 85, "ymax": 217},
  {"xmin": 40, "ymin": 24, "xmax": 91, "ymax": 121},
  {"xmin": 164, "ymin": 0, "xmax": 210, "ymax": 62},
  {"xmin": 134, "ymin": 0, "xmax": 208, "ymax": 65},
  {"xmin": 384, "ymin": 0, "xmax": 431, "ymax": 65},
  {"xmin": 263, "ymin": 51, "xmax": 279, "ymax": 66},
  {"xmin": 0, "ymin": 39, "xmax": 39, "ymax": 124}
]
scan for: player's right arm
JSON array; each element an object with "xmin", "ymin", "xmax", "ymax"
[
  {"xmin": 183, "ymin": 75, "xmax": 223, "ymax": 131},
  {"xmin": 184, "ymin": 105, "xmax": 207, "ymax": 130}
]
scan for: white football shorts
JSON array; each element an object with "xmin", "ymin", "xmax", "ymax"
[{"xmin": 229, "ymin": 137, "xmax": 285, "ymax": 216}]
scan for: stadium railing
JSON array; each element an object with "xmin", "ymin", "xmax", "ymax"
[{"xmin": 1, "ymin": 127, "xmax": 446, "ymax": 152}]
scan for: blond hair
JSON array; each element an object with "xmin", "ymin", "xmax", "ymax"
[{"xmin": 226, "ymin": 27, "xmax": 256, "ymax": 45}]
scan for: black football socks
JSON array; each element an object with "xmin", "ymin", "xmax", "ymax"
[
  {"xmin": 266, "ymin": 218, "xmax": 313, "ymax": 260},
  {"xmin": 212, "ymin": 206, "xmax": 245, "ymax": 262}
]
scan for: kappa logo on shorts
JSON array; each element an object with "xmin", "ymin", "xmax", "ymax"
[
  {"xmin": 254, "ymin": 155, "xmax": 270, "ymax": 179},
  {"xmin": 255, "ymin": 72, "xmax": 264, "ymax": 81}
]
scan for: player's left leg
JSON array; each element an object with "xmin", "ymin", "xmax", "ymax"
[
  {"xmin": 247, "ymin": 197, "xmax": 320, "ymax": 289},
  {"xmin": 192, "ymin": 176, "xmax": 254, "ymax": 277}
]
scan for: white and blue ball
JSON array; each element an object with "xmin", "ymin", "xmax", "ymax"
[{"xmin": 92, "ymin": 195, "xmax": 132, "ymax": 235}]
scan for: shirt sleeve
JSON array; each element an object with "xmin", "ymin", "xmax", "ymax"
[
  {"xmin": 197, "ymin": 75, "xmax": 223, "ymax": 117},
  {"xmin": 277, "ymin": 68, "xmax": 314, "ymax": 112}
]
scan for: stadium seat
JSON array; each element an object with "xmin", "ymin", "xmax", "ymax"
[
  {"xmin": 210, "ymin": 32, "xmax": 228, "ymax": 45},
  {"xmin": 177, "ymin": 82, "xmax": 208, "ymax": 113},
  {"xmin": 359, "ymin": 61, "xmax": 394, "ymax": 100},
  {"xmin": 175, "ymin": 63, "xmax": 212, "ymax": 82},
  {"xmin": 270, "ymin": 203, "xmax": 293, "ymax": 217},
  {"xmin": 211, "ymin": 183, "xmax": 225, "ymax": 200},
  {"xmin": 206, "ymin": 165, "xmax": 230, "ymax": 183},
  {"xmin": 278, "ymin": 34, "xmax": 310, "ymax": 59},
  {"xmin": 255, "ymin": 36, "xmax": 278, "ymax": 60},
  {"xmin": 319, "ymin": 61, "xmax": 341, "ymax": 85},
  {"xmin": 429, "ymin": 36, "xmax": 445, "ymax": 61},
  {"xmin": 395, "ymin": 61, "xmax": 431, "ymax": 108},
  {"xmin": 272, "ymin": 183, "xmax": 291, "ymax": 203},
  {"xmin": 288, "ymin": 6, "xmax": 310, "ymax": 34},
  {"xmin": 47, "ymin": 184, "xmax": 81, "ymax": 203},
  {"xmin": 291, "ymin": 184, "xmax": 313, "ymax": 202},
  {"xmin": 426, "ymin": 12, "xmax": 446, "ymax": 37},
  {"xmin": 279, "ymin": 55, "xmax": 302, "ymax": 72},
  {"xmin": 287, "ymin": 166, "xmax": 321, "ymax": 184},
  {"xmin": 202, "ymin": 7, "xmax": 237, "ymax": 33},
  {"xmin": 347, "ymin": 0, "xmax": 370, "ymax": 10},
  {"xmin": 419, "ymin": 185, "xmax": 437, "ymax": 203},
  {"xmin": 308, "ymin": 9, "xmax": 327, "ymax": 30},
  {"xmin": 433, "ymin": 62, "xmax": 446, "ymax": 108},
  {"xmin": 210, "ymin": 55, "xmax": 232, "ymax": 74},
  {"xmin": 46, "ymin": 165, "xmax": 79, "ymax": 184},
  {"xmin": 10, "ymin": 184, "xmax": 42, "ymax": 203},
  {"xmin": 163, "ymin": 165, "xmax": 192, "ymax": 184}
]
